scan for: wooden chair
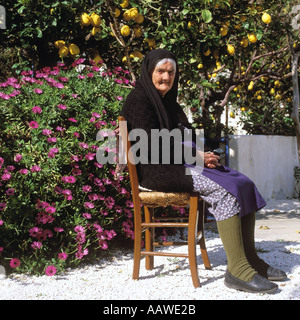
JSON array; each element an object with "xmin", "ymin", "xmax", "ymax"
[{"xmin": 118, "ymin": 116, "xmax": 211, "ymax": 288}]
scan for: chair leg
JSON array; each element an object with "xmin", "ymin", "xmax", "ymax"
[
  {"xmin": 188, "ymin": 195, "xmax": 201, "ymax": 288},
  {"xmin": 198, "ymin": 200, "xmax": 212, "ymax": 270},
  {"xmin": 133, "ymin": 205, "xmax": 142, "ymax": 280},
  {"xmin": 144, "ymin": 206, "xmax": 154, "ymax": 270}
]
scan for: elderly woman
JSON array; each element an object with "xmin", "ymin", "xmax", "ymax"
[{"xmin": 120, "ymin": 49, "xmax": 286, "ymax": 293}]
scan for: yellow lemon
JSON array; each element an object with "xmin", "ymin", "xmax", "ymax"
[
  {"xmin": 68, "ymin": 44, "xmax": 80, "ymax": 56},
  {"xmin": 227, "ymin": 44, "xmax": 235, "ymax": 55},
  {"xmin": 134, "ymin": 14, "xmax": 144, "ymax": 24},
  {"xmin": 269, "ymin": 88, "xmax": 275, "ymax": 95},
  {"xmin": 220, "ymin": 27, "xmax": 228, "ymax": 36},
  {"xmin": 213, "ymin": 49, "xmax": 220, "ymax": 60},
  {"xmin": 248, "ymin": 33, "xmax": 257, "ymax": 43},
  {"xmin": 113, "ymin": 8, "xmax": 121, "ymax": 17},
  {"xmin": 230, "ymin": 111, "xmax": 235, "ymax": 118},
  {"xmin": 146, "ymin": 38, "xmax": 155, "ymax": 47},
  {"xmin": 188, "ymin": 21, "xmax": 195, "ymax": 28},
  {"xmin": 130, "ymin": 51, "xmax": 143, "ymax": 59},
  {"xmin": 197, "ymin": 63, "xmax": 203, "ymax": 69},
  {"xmin": 59, "ymin": 45, "xmax": 69, "ymax": 58},
  {"xmin": 133, "ymin": 27, "xmax": 142, "ymax": 38},
  {"xmin": 240, "ymin": 38, "xmax": 248, "ymax": 48},
  {"xmin": 248, "ymin": 81, "xmax": 254, "ymax": 90},
  {"xmin": 129, "ymin": 8, "xmax": 139, "ymax": 20},
  {"xmin": 81, "ymin": 13, "xmax": 91, "ymax": 26},
  {"xmin": 120, "ymin": 0, "xmax": 129, "ymax": 8},
  {"xmin": 92, "ymin": 27, "xmax": 101, "ymax": 36},
  {"xmin": 256, "ymin": 95, "xmax": 262, "ymax": 100},
  {"xmin": 54, "ymin": 40, "xmax": 66, "ymax": 49},
  {"xmin": 203, "ymin": 48, "xmax": 211, "ymax": 56},
  {"xmin": 123, "ymin": 10, "xmax": 131, "ymax": 21},
  {"xmin": 262, "ymin": 12, "xmax": 271, "ymax": 24},
  {"xmin": 274, "ymin": 80, "xmax": 281, "ymax": 87},
  {"xmin": 90, "ymin": 13, "xmax": 101, "ymax": 27},
  {"xmin": 121, "ymin": 25, "xmax": 130, "ymax": 37},
  {"xmin": 93, "ymin": 55, "xmax": 103, "ymax": 65}
]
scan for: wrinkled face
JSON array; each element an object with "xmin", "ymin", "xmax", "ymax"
[{"xmin": 151, "ymin": 61, "xmax": 176, "ymax": 97}]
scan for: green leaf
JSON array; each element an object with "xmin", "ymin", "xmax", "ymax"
[
  {"xmin": 202, "ymin": 9, "xmax": 212, "ymax": 23},
  {"xmin": 36, "ymin": 27, "xmax": 43, "ymax": 38},
  {"xmin": 182, "ymin": 9, "xmax": 189, "ymax": 16}
]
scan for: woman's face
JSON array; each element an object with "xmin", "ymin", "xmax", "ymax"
[{"xmin": 151, "ymin": 61, "xmax": 176, "ymax": 97}]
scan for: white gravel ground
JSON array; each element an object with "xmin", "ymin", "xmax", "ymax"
[{"xmin": 0, "ymin": 200, "xmax": 300, "ymax": 301}]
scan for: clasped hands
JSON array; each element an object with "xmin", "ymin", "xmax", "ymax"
[{"xmin": 197, "ymin": 150, "xmax": 220, "ymax": 169}]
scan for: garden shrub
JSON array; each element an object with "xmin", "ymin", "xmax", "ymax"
[{"xmin": 0, "ymin": 59, "xmax": 135, "ymax": 275}]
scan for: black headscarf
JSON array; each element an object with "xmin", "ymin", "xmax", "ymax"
[{"xmin": 135, "ymin": 49, "xmax": 180, "ymax": 131}]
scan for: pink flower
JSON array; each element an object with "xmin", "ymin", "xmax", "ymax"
[
  {"xmin": 10, "ymin": 258, "xmax": 20, "ymax": 268},
  {"xmin": 32, "ymin": 106, "xmax": 42, "ymax": 114},
  {"xmin": 30, "ymin": 165, "xmax": 41, "ymax": 173},
  {"xmin": 83, "ymin": 212, "xmax": 91, "ymax": 219},
  {"xmin": 42, "ymin": 129, "xmax": 52, "ymax": 136},
  {"xmin": 57, "ymin": 104, "xmax": 67, "ymax": 110},
  {"xmin": 73, "ymin": 132, "xmax": 79, "ymax": 138},
  {"xmin": 84, "ymin": 202, "xmax": 94, "ymax": 209},
  {"xmin": 1, "ymin": 173, "xmax": 11, "ymax": 181},
  {"xmin": 29, "ymin": 227, "xmax": 41, "ymax": 237},
  {"xmin": 74, "ymin": 225, "xmax": 85, "ymax": 233},
  {"xmin": 31, "ymin": 241, "xmax": 42, "ymax": 250},
  {"xmin": 61, "ymin": 175, "xmax": 76, "ymax": 183},
  {"xmin": 79, "ymin": 142, "xmax": 89, "ymax": 149},
  {"xmin": 19, "ymin": 169, "xmax": 28, "ymax": 175},
  {"xmin": 87, "ymin": 72, "xmax": 94, "ymax": 78},
  {"xmin": 6, "ymin": 188, "xmax": 15, "ymax": 196},
  {"xmin": 62, "ymin": 189, "xmax": 72, "ymax": 195},
  {"xmin": 48, "ymin": 147, "xmax": 59, "ymax": 159},
  {"xmin": 29, "ymin": 121, "xmax": 39, "ymax": 129},
  {"xmin": 58, "ymin": 252, "xmax": 68, "ymax": 260},
  {"xmin": 85, "ymin": 152, "xmax": 95, "ymax": 161},
  {"xmin": 0, "ymin": 220, "xmax": 3, "ymax": 226},
  {"xmin": 14, "ymin": 154, "xmax": 22, "ymax": 162},
  {"xmin": 33, "ymin": 88, "xmax": 43, "ymax": 94},
  {"xmin": 47, "ymin": 137, "xmax": 57, "ymax": 143},
  {"xmin": 92, "ymin": 112, "xmax": 101, "ymax": 118},
  {"xmin": 82, "ymin": 185, "xmax": 92, "ymax": 193},
  {"xmin": 68, "ymin": 118, "xmax": 77, "ymax": 122},
  {"xmin": 53, "ymin": 82, "xmax": 64, "ymax": 89},
  {"xmin": 45, "ymin": 265, "xmax": 57, "ymax": 276},
  {"xmin": 54, "ymin": 227, "xmax": 64, "ymax": 233},
  {"xmin": 45, "ymin": 206, "xmax": 56, "ymax": 214}
]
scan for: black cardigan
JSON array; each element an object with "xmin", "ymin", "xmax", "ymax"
[{"xmin": 120, "ymin": 85, "xmax": 194, "ymax": 193}]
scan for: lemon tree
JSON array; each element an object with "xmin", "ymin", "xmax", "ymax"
[{"xmin": 1, "ymin": 0, "xmax": 299, "ymax": 141}]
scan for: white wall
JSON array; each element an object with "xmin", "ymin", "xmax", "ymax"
[{"xmin": 228, "ymin": 135, "xmax": 299, "ymax": 200}]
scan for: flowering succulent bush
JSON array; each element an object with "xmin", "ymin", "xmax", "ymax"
[{"xmin": 0, "ymin": 59, "xmax": 135, "ymax": 275}]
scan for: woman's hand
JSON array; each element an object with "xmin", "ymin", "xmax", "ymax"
[{"xmin": 204, "ymin": 152, "xmax": 220, "ymax": 169}]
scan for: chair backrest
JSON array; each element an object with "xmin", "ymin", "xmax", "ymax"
[{"xmin": 118, "ymin": 116, "xmax": 141, "ymax": 205}]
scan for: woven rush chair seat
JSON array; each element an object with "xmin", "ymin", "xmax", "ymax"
[
  {"xmin": 139, "ymin": 191, "xmax": 191, "ymax": 207},
  {"xmin": 118, "ymin": 116, "xmax": 212, "ymax": 288}
]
